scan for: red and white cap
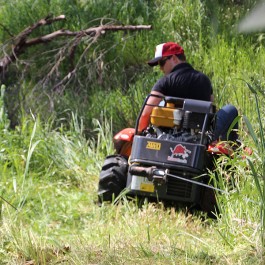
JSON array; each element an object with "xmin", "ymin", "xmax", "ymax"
[{"xmin": 148, "ymin": 42, "xmax": 184, "ymax": 67}]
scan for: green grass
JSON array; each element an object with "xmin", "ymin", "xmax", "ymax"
[
  {"xmin": 1, "ymin": 197, "xmax": 262, "ymax": 264},
  {"xmin": 0, "ymin": 1, "xmax": 264, "ymax": 264},
  {"xmin": 0, "ymin": 110, "xmax": 263, "ymax": 264}
]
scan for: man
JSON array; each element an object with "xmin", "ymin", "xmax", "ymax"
[
  {"xmin": 138, "ymin": 42, "xmax": 238, "ymax": 142},
  {"xmin": 138, "ymin": 42, "xmax": 214, "ymax": 132}
]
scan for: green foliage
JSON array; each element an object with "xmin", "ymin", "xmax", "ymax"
[
  {"xmin": 241, "ymin": 82, "xmax": 265, "ymax": 246},
  {"xmin": 0, "ymin": 0, "xmax": 83, "ymax": 36},
  {"xmin": 0, "ymin": 85, "xmax": 10, "ymax": 130},
  {"xmin": 0, "ymin": 0, "xmax": 265, "ymax": 263},
  {"xmin": 0, "ymin": 0, "xmax": 261, "ymax": 128}
]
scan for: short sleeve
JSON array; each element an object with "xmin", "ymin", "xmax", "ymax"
[{"xmin": 151, "ymin": 77, "xmax": 167, "ymax": 94}]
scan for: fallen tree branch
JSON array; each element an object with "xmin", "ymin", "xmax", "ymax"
[
  {"xmin": 0, "ymin": 15, "xmax": 66, "ymax": 75},
  {"xmin": 26, "ymin": 25, "xmax": 152, "ymax": 46},
  {"xmin": 0, "ymin": 15, "xmax": 152, "ymax": 77}
]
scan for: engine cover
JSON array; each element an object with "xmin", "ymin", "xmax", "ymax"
[{"xmin": 130, "ymin": 135, "xmax": 207, "ymax": 173}]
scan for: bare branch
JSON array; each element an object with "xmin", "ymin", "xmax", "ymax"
[
  {"xmin": 0, "ymin": 15, "xmax": 66, "ymax": 77},
  {"xmin": 0, "ymin": 14, "xmax": 152, "ymax": 79},
  {"xmin": 16, "ymin": 15, "xmax": 66, "ymax": 41},
  {"xmin": 26, "ymin": 25, "xmax": 152, "ymax": 45}
]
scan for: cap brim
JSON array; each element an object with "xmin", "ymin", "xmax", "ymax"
[{"xmin": 147, "ymin": 57, "xmax": 162, "ymax": 67}]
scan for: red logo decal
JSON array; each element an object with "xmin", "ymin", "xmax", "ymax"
[{"xmin": 168, "ymin": 144, "xmax": 191, "ymax": 163}]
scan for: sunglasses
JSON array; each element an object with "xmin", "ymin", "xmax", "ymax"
[{"xmin": 158, "ymin": 56, "xmax": 172, "ymax": 67}]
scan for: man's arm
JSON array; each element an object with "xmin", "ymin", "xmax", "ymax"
[{"xmin": 138, "ymin": 91, "xmax": 164, "ymax": 132}]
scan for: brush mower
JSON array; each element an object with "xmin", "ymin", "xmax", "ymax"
[{"xmin": 98, "ymin": 94, "xmax": 234, "ymax": 213}]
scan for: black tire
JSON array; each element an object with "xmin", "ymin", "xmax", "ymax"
[
  {"xmin": 199, "ymin": 187, "xmax": 218, "ymax": 215},
  {"xmin": 98, "ymin": 155, "xmax": 128, "ymax": 203}
]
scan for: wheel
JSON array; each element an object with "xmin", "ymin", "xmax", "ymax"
[
  {"xmin": 98, "ymin": 155, "xmax": 128, "ymax": 203},
  {"xmin": 199, "ymin": 186, "xmax": 218, "ymax": 217}
]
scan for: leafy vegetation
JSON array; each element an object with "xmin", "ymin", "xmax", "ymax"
[{"xmin": 0, "ymin": 0, "xmax": 265, "ymax": 264}]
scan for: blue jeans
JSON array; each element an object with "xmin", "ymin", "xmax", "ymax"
[{"xmin": 213, "ymin": 104, "xmax": 238, "ymax": 141}]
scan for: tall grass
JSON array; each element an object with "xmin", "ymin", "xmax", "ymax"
[
  {"xmin": 242, "ymin": 82, "xmax": 265, "ymax": 249},
  {"xmin": 0, "ymin": 1, "xmax": 265, "ymax": 264},
  {"xmin": 0, "ymin": 127, "xmax": 263, "ymax": 263},
  {"xmin": 0, "ymin": 107, "xmax": 263, "ymax": 264},
  {"xmin": 0, "ymin": 109, "xmax": 114, "ymax": 263}
]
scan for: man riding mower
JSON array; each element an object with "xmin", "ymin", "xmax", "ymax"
[{"xmin": 97, "ymin": 94, "xmax": 239, "ymax": 214}]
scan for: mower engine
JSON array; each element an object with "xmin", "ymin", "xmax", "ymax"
[
  {"xmin": 126, "ymin": 96, "xmax": 215, "ymax": 206},
  {"xmin": 98, "ymin": 95, "xmax": 218, "ymax": 212}
]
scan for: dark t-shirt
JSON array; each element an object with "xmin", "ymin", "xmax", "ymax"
[{"xmin": 151, "ymin": 62, "xmax": 213, "ymax": 101}]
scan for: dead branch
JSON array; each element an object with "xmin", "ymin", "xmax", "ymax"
[
  {"xmin": 0, "ymin": 15, "xmax": 152, "ymax": 77},
  {"xmin": 26, "ymin": 25, "xmax": 152, "ymax": 46},
  {"xmin": 0, "ymin": 15, "xmax": 66, "ymax": 75}
]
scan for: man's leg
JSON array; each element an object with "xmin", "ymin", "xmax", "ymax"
[{"xmin": 214, "ymin": 104, "xmax": 239, "ymax": 141}]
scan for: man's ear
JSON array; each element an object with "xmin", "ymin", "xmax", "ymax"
[{"xmin": 172, "ymin": 54, "xmax": 180, "ymax": 63}]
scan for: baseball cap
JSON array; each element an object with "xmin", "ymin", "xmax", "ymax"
[{"xmin": 148, "ymin": 42, "xmax": 184, "ymax": 67}]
